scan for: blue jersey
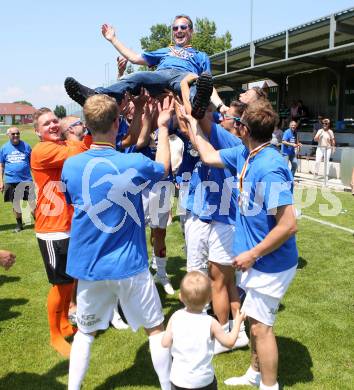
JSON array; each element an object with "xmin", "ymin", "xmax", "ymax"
[
  {"xmin": 61, "ymin": 148, "xmax": 165, "ymax": 281},
  {"xmin": 185, "ymin": 160, "xmax": 212, "ymax": 221},
  {"xmin": 142, "ymin": 46, "xmax": 211, "ymax": 75},
  {"xmin": 174, "ymin": 130, "xmax": 199, "ymax": 185},
  {"xmin": 220, "ymin": 145, "xmax": 298, "ymax": 273},
  {"xmin": 208, "ymin": 123, "xmax": 242, "ymax": 224},
  {"xmin": 0, "ymin": 140, "xmax": 32, "ymax": 183},
  {"xmin": 281, "ymin": 129, "xmax": 297, "ymax": 156}
]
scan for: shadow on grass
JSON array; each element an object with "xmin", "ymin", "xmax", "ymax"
[
  {"xmin": 0, "ymin": 223, "xmax": 17, "ymax": 232},
  {"xmin": 278, "ymin": 336, "xmax": 313, "ymax": 386},
  {"xmin": 95, "ymin": 341, "xmax": 159, "ymax": 389},
  {"xmin": 297, "ymin": 257, "xmax": 308, "ymax": 269},
  {"xmin": 0, "ymin": 275, "xmax": 20, "ymax": 287},
  {"xmin": 0, "ymin": 298, "xmax": 28, "ymax": 323},
  {"xmin": 0, "ymin": 360, "xmax": 68, "ymax": 389}
]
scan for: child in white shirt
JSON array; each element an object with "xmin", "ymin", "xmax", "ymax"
[{"xmin": 162, "ymin": 271, "xmax": 245, "ymax": 390}]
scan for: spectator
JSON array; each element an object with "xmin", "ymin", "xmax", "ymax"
[
  {"xmin": 60, "ymin": 116, "xmax": 86, "ymax": 142},
  {"xmin": 281, "ymin": 121, "xmax": 302, "ymax": 177},
  {"xmin": 314, "ymin": 118, "xmax": 335, "ymax": 179},
  {"xmin": 310, "ymin": 115, "xmax": 323, "ymax": 156},
  {"xmin": 0, "ymin": 127, "xmax": 35, "ymax": 233},
  {"xmin": 270, "ymin": 121, "xmax": 283, "ymax": 150},
  {"xmin": 0, "ymin": 250, "xmax": 16, "ymax": 270}
]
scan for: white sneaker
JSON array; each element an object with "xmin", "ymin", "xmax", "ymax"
[
  {"xmin": 214, "ymin": 340, "xmax": 232, "ymax": 355},
  {"xmin": 154, "ymin": 274, "xmax": 175, "ymax": 295},
  {"xmin": 111, "ymin": 310, "xmax": 129, "ymax": 330},
  {"xmin": 224, "ymin": 374, "xmax": 260, "ymax": 386},
  {"xmin": 224, "ymin": 367, "xmax": 261, "ymax": 387},
  {"xmin": 233, "ymin": 329, "xmax": 249, "ymax": 349}
]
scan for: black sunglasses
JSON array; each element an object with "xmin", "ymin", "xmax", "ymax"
[
  {"xmin": 10, "ymin": 132, "xmax": 20, "ymax": 135},
  {"xmin": 172, "ymin": 24, "xmax": 190, "ymax": 31}
]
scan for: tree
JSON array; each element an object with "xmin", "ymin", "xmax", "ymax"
[
  {"xmin": 140, "ymin": 18, "xmax": 232, "ymax": 56},
  {"xmin": 191, "ymin": 18, "xmax": 232, "ymax": 56},
  {"xmin": 14, "ymin": 100, "xmax": 32, "ymax": 106},
  {"xmin": 54, "ymin": 105, "xmax": 67, "ymax": 118},
  {"xmin": 140, "ymin": 24, "xmax": 171, "ymax": 52}
]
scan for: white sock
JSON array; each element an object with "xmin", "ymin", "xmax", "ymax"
[
  {"xmin": 155, "ymin": 257, "xmax": 167, "ymax": 277},
  {"xmin": 246, "ymin": 366, "xmax": 261, "ymax": 383},
  {"xmin": 149, "ymin": 332, "xmax": 171, "ymax": 390},
  {"xmin": 68, "ymin": 331, "xmax": 94, "ymax": 390},
  {"xmin": 260, "ymin": 380, "xmax": 279, "ymax": 390}
]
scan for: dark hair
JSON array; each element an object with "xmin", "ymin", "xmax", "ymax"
[
  {"xmin": 173, "ymin": 14, "xmax": 193, "ymax": 29},
  {"xmin": 243, "ymin": 101, "xmax": 278, "ymax": 143},
  {"xmin": 229, "ymin": 100, "xmax": 247, "ymax": 117}
]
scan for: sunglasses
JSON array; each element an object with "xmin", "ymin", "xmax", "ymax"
[
  {"xmin": 172, "ymin": 24, "xmax": 190, "ymax": 31},
  {"xmin": 223, "ymin": 114, "xmax": 241, "ymax": 125},
  {"xmin": 65, "ymin": 120, "xmax": 85, "ymax": 131},
  {"xmin": 10, "ymin": 132, "xmax": 20, "ymax": 136}
]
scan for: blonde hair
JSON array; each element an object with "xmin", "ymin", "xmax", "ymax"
[
  {"xmin": 83, "ymin": 94, "xmax": 119, "ymax": 134},
  {"xmin": 33, "ymin": 107, "xmax": 52, "ymax": 129},
  {"xmin": 180, "ymin": 271, "xmax": 211, "ymax": 310}
]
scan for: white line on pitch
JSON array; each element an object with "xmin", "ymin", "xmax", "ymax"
[{"xmin": 301, "ymin": 215, "xmax": 354, "ymax": 234}]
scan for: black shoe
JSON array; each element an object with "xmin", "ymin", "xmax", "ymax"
[
  {"xmin": 64, "ymin": 77, "xmax": 96, "ymax": 106},
  {"xmin": 191, "ymin": 73, "xmax": 213, "ymax": 120},
  {"xmin": 13, "ymin": 226, "xmax": 24, "ymax": 233}
]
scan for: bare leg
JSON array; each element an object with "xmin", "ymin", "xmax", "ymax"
[{"xmin": 249, "ymin": 317, "xmax": 278, "ymax": 386}]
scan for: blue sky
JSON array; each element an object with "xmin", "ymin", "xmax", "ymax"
[{"xmin": 1, "ymin": 0, "xmax": 353, "ymax": 109}]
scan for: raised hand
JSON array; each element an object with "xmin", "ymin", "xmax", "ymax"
[
  {"xmin": 117, "ymin": 56, "xmax": 128, "ymax": 78},
  {"xmin": 101, "ymin": 24, "xmax": 116, "ymax": 42},
  {"xmin": 157, "ymin": 96, "xmax": 175, "ymax": 128}
]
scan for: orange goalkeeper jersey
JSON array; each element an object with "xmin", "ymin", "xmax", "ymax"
[{"xmin": 31, "ymin": 137, "xmax": 91, "ymax": 233}]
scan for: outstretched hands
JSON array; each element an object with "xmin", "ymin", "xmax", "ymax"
[
  {"xmin": 102, "ymin": 24, "xmax": 116, "ymax": 42},
  {"xmin": 157, "ymin": 95, "xmax": 175, "ymax": 129}
]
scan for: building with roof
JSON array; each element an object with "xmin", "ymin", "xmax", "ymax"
[
  {"xmin": 0, "ymin": 103, "xmax": 36, "ymax": 125},
  {"xmin": 211, "ymin": 7, "xmax": 354, "ymax": 125}
]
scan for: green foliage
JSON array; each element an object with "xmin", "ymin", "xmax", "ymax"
[
  {"xmin": 126, "ymin": 63, "xmax": 135, "ymax": 74},
  {"xmin": 191, "ymin": 18, "xmax": 232, "ymax": 56},
  {"xmin": 140, "ymin": 23, "xmax": 171, "ymax": 52},
  {"xmin": 140, "ymin": 18, "xmax": 232, "ymax": 56},
  {"xmin": 53, "ymin": 105, "xmax": 67, "ymax": 119},
  {"xmin": 13, "ymin": 100, "xmax": 32, "ymax": 106}
]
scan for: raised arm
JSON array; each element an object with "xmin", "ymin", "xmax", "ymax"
[
  {"xmin": 185, "ymin": 115, "xmax": 224, "ymax": 168},
  {"xmin": 155, "ymin": 97, "xmax": 173, "ymax": 177},
  {"xmin": 180, "ymin": 74, "xmax": 212, "ymax": 136},
  {"xmin": 101, "ymin": 24, "xmax": 147, "ymax": 65}
]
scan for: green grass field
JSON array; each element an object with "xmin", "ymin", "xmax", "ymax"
[{"xmin": 0, "ymin": 126, "xmax": 353, "ymax": 389}]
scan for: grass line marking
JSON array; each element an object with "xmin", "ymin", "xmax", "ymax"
[{"xmin": 301, "ymin": 214, "xmax": 354, "ymax": 234}]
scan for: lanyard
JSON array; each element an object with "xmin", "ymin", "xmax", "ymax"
[{"xmin": 239, "ymin": 142, "xmax": 270, "ymax": 194}]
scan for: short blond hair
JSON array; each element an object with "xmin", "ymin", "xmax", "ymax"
[
  {"xmin": 180, "ymin": 271, "xmax": 211, "ymax": 310},
  {"xmin": 83, "ymin": 94, "xmax": 118, "ymax": 134},
  {"xmin": 33, "ymin": 107, "xmax": 52, "ymax": 129}
]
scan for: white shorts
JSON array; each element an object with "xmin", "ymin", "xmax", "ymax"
[
  {"xmin": 241, "ymin": 265, "xmax": 297, "ymax": 326},
  {"xmin": 76, "ymin": 269, "xmax": 164, "ymax": 333},
  {"xmin": 208, "ymin": 221, "xmax": 235, "ymax": 266},
  {"xmin": 184, "ymin": 213, "xmax": 211, "ymax": 272},
  {"xmin": 242, "ymin": 289, "xmax": 281, "ymax": 326},
  {"xmin": 143, "ymin": 183, "xmax": 174, "ymax": 229}
]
